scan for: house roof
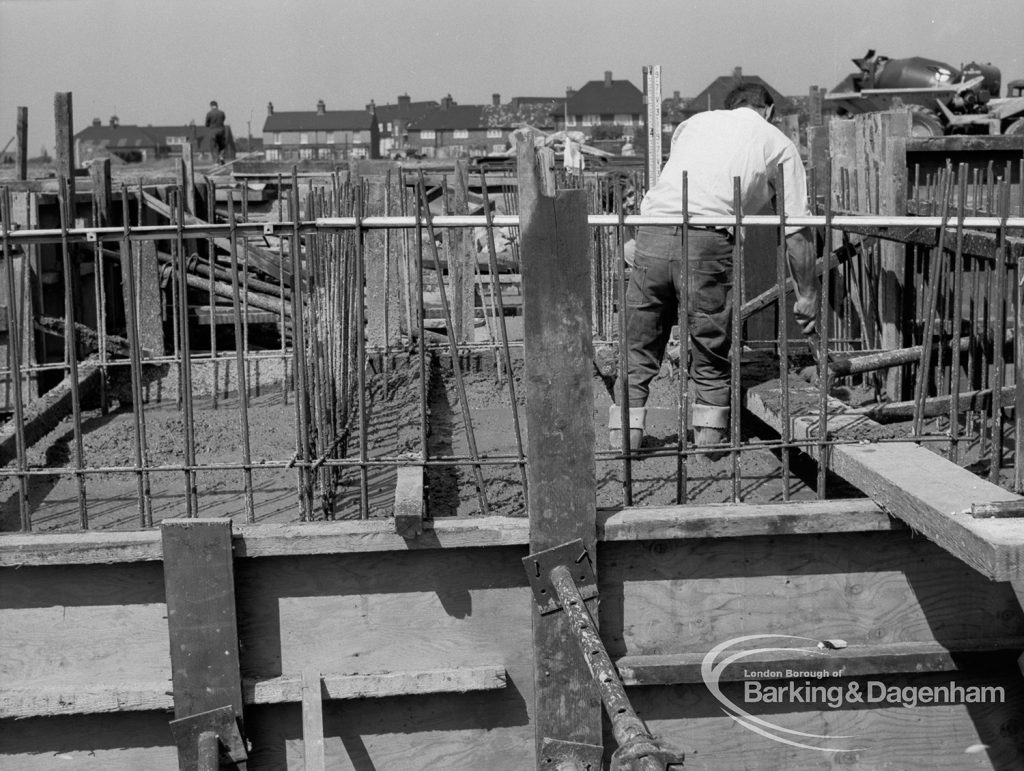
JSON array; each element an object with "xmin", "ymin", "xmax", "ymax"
[
  {"xmin": 263, "ymin": 110, "xmax": 375, "ymax": 132},
  {"xmin": 683, "ymin": 75, "xmax": 793, "ymax": 115},
  {"xmin": 413, "ymin": 104, "xmax": 487, "ymax": 130},
  {"xmin": 375, "ymin": 99, "xmax": 438, "ymax": 123},
  {"xmin": 74, "ymin": 125, "xmax": 162, "ymax": 148},
  {"xmin": 566, "ymin": 78, "xmax": 643, "ymax": 115}
]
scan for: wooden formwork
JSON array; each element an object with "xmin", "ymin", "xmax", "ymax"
[{"xmin": 5, "ymin": 126, "xmax": 1024, "ymax": 770}]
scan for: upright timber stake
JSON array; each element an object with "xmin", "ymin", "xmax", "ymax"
[
  {"xmin": 524, "ymin": 540, "xmax": 686, "ymax": 771},
  {"xmin": 518, "ymin": 134, "xmax": 602, "ymax": 767},
  {"xmin": 162, "ymin": 519, "xmax": 248, "ymax": 769}
]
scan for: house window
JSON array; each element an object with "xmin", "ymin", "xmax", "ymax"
[
  {"xmin": 566, "ymin": 115, "xmax": 577, "ymax": 126},
  {"xmin": 582, "ymin": 114, "xmax": 600, "ymax": 126},
  {"xmin": 272, "ymin": 133, "xmax": 281, "ymax": 144},
  {"xmin": 325, "ymin": 132, "xmax": 336, "ymax": 144},
  {"xmin": 386, "ymin": 121, "xmax": 393, "ymax": 133},
  {"xmin": 299, "ymin": 133, "xmax": 310, "ymax": 145},
  {"xmin": 350, "ymin": 146, "xmax": 368, "ymax": 159},
  {"xmin": 299, "ymin": 147, "xmax": 314, "ymax": 160},
  {"xmin": 265, "ymin": 148, "xmax": 280, "ymax": 161},
  {"xmin": 487, "ymin": 129, "xmax": 502, "ymax": 139},
  {"xmin": 492, "ymin": 143, "xmax": 505, "ymax": 153},
  {"xmin": 453, "ymin": 129, "xmax": 469, "ymax": 139},
  {"xmin": 420, "ymin": 129, "xmax": 436, "ymax": 140},
  {"xmin": 318, "ymin": 148, "xmax": 332, "ymax": 159},
  {"xmin": 614, "ymin": 114, "xmax": 635, "ymax": 125},
  {"xmin": 166, "ymin": 136, "xmax": 186, "ymax": 146}
]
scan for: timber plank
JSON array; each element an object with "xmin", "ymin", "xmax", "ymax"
[
  {"xmin": 615, "ymin": 639, "xmax": 1024, "ymax": 685},
  {"xmin": 519, "ymin": 136, "xmax": 602, "ymax": 762},
  {"xmin": 161, "ymin": 519, "xmax": 243, "ymax": 725},
  {"xmin": 1, "ymin": 666, "xmax": 507, "ymax": 719},
  {"xmin": 746, "ymin": 377, "xmax": 1024, "ymax": 580},
  {"xmin": 0, "ymin": 500, "xmax": 896, "ymax": 566}
]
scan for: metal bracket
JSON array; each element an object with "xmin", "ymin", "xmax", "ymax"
[
  {"xmin": 262, "ymin": 223, "xmax": 274, "ymax": 236},
  {"xmin": 169, "ymin": 705, "xmax": 248, "ymax": 769},
  {"xmin": 86, "ymin": 230, "xmax": 98, "ymax": 242},
  {"xmin": 522, "ymin": 538, "xmax": 597, "ymax": 614},
  {"xmin": 541, "ymin": 737, "xmax": 604, "ymax": 770}
]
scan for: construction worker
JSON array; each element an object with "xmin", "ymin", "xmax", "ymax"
[
  {"xmin": 205, "ymin": 100, "xmax": 227, "ymax": 163},
  {"xmin": 611, "ymin": 83, "xmax": 818, "ymax": 458}
]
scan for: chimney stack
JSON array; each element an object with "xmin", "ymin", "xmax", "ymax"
[
  {"xmin": 566, "ymin": 86, "xmax": 576, "ymax": 99},
  {"xmin": 398, "ymin": 94, "xmax": 411, "ymax": 109},
  {"xmin": 92, "ymin": 117, "xmax": 101, "ymax": 127},
  {"xmin": 492, "ymin": 93, "xmax": 501, "ymax": 107},
  {"xmin": 673, "ymin": 90, "xmax": 680, "ymax": 100},
  {"xmin": 604, "ymin": 70, "xmax": 613, "ymax": 87},
  {"xmin": 733, "ymin": 66, "xmax": 743, "ymax": 80},
  {"xmin": 366, "ymin": 99, "xmax": 376, "ymax": 114},
  {"xmin": 441, "ymin": 94, "xmax": 453, "ymax": 110},
  {"xmin": 316, "ymin": 99, "xmax": 326, "ymax": 115},
  {"xmin": 109, "ymin": 115, "xmax": 119, "ymax": 128},
  {"xmin": 267, "ymin": 101, "xmax": 274, "ymax": 115}
]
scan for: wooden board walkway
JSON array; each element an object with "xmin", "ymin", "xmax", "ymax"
[{"xmin": 746, "ymin": 376, "xmax": 1024, "ymax": 581}]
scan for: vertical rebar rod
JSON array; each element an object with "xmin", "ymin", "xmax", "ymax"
[
  {"xmin": 1016, "ymin": 249, "xmax": 1024, "ymax": 493},
  {"xmin": 168, "ymin": 191, "xmax": 181, "ymax": 381},
  {"xmin": 989, "ymin": 181, "xmax": 1010, "ymax": 485},
  {"xmin": 948, "ymin": 167, "xmax": 968, "ymax": 463},
  {"xmin": 417, "ymin": 175, "xmax": 490, "ymax": 516},
  {"xmin": 119, "ymin": 186, "xmax": 153, "ymax": 527},
  {"xmin": 57, "ymin": 175, "xmax": 88, "ymax": 528},
  {"xmin": 175, "ymin": 182, "xmax": 198, "ymax": 518},
  {"xmin": 775, "ymin": 164, "xmax": 791, "ymax": 501},
  {"xmin": 290, "ymin": 170, "xmax": 313, "ymax": 520},
  {"xmin": 913, "ymin": 169, "xmax": 953, "ymax": 437},
  {"xmin": 206, "ymin": 180, "xmax": 219, "ymax": 409},
  {"xmin": 676, "ymin": 172, "xmax": 690, "ymax": 505},
  {"xmin": 276, "ymin": 176, "xmax": 288, "ymax": 407},
  {"xmin": 615, "ymin": 184, "xmax": 633, "ymax": 506},
  {"xmin": 354, "ymin": 185, "xmax": 370, "ymax": 518},
  {"xmin": 1, "ymin": 189, "xmax": 30, "ymax": 530},
  {"xmin": 730, "ymin": 178, "xmax": 743, "ymax": 502},
  {"xmin": 480, "ymin": 172, "xmax": 528, "ymax": 499},
  {"xmin": 818, "ymin": 159, "xmax": 834, "ymax": 499},
  {"xmin": 226, "ymin": 196, "xmax": 256, "ymax": 523}
]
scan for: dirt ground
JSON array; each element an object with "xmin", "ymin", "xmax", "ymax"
[{"xmin": 2, "ymin": 345, "xmax": 1017, "ymax": 532}]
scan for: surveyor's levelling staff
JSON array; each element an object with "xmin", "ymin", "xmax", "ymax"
[{"xmin": 612, "ymin": 84, "xmax": 819, "ymax": 458}]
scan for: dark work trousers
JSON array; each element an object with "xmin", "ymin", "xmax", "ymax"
[{"xmin": 624, "ymin": 225, "xmax": 734, "ymax": 409}]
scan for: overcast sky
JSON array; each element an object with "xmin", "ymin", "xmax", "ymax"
[{"xmin": 2, "ymin": 0, "xmax": 1023, "ymax": 154}]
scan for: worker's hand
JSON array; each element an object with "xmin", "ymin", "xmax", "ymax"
[{"xmin": 793, "ymin": 295, "xmax": 818, "ymax": 336}]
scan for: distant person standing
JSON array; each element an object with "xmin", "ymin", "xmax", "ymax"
[{"xmin": 205, "ymin": 100, "xmax": 227, "ymax": 163}]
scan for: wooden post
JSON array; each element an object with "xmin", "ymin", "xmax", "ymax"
[
  {"xmin": 16, "ymin": 107, "xmax": 27, "ymax": 181},
  {"xmin": 363, "ymin": 166, "xmax": 403, "ymax": 347},
  {"xmin": 808, "ymin": 85, "xmax": 823, "ymax": 128},
  {"xmin": 451, "ymin": 159, "xmax": 476, "ymax": 342},
  {"xmin": 181, "ymin": 143, "xmax": 197, "ymax": 216},
  {"xmin": 518, "ymin": 135, "xmax": 602, "ymax": 765},
  {"xmin": 301, "ymin": 668, "xmax": 326, "ymax": 771},
  {"xmin": 54, "ymin": 93, "xmax": 75, "ymax": 207},
  {"xmin": 161, "ymin": 519, "xmax": 244, "ymax": 766},
  {"xmin": 88, "ymin": 158, "xmax": 111, "ymax": 226}
]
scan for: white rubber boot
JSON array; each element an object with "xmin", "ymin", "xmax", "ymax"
[
  {"xmin": 692, "ymin": 404, "xmax": 730, "ymax": 461},
  {"xmin": 608, "ymin": 405, "xmax": 646, "ymax": 452}
]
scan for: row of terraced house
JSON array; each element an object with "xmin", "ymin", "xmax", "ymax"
[{"xmin": 73, "ymin": 68, "xmax": 795, "ymax": 164}]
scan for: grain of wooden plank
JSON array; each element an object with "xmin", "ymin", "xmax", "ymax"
[
  {"xmin": 301, "ymin": 669, "xmax": 325, "ymax": 771},
  {"xmin": 161, "ymin": 519, "xmax": 243, "ymax": 728},
  {"xmin": 54, "ymin": 93, "xmax": 75, "ymax": 206},
  {"xmin": 0, "ymin": 501, "xmax": 897, "ymax": 566},
  {"xmin": 0, "ymin": 666, "xmax": 508, "ymax": 718},
  {"xmin": 518, "ymin": 135, "xmax": 602, "ymax": 763},
  {"xmin": 615, "ymin": 639, "xmax": 1024, "ymax": 685},
  {"xmin": 746, "ymin": 377, "xmax": 1024, "ymax": 580}
]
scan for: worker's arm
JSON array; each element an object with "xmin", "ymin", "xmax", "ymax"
[{"xmin": 785, "ymin": 227, "xmax": 818, "ymax": 335}]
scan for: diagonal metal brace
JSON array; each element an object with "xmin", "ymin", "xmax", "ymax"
[{"xmin": 522, "ymin": 538, "xmax": 597, "ymax": 614}]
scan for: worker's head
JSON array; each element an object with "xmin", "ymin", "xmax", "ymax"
[
  {"xmin": 724, "ymin": 84, "xmax": 774, "ymax": 122},
  {"xmin": 210, "ymin": 101, "xmax": 218, "ymax": 108}
]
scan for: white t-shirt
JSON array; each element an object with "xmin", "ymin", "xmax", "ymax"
[{"xmin": 640, "ymin": 107, "xmax": 811, "ymax": 234}]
